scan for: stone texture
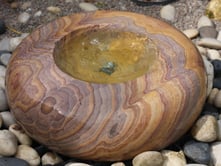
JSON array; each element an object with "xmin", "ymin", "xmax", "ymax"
[
  {"xmin": 211, "ymin": 142, "xmax": 221, "ymax": 166},
  {"xmin": 0, "ymin": 130, "xmax": 17, "ymax": 156},
  {"xmin": 161, "ymin": 150, "xmax": 186, "ymax": 166},
  {"xmin": 199, "ymin": 26, "xmax": 218, "ymax": 38},
  {"xmin": 160, "ymin": 5, "xmax": 176, "ymax": 21}
]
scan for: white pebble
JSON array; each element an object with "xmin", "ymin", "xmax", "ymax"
[
  {"xmin": 211, "ymin": 142, "xmax": 221, "ymax": 166},
  {"xmin": 65, "ymin": 163, "xmax": 91, "ymax": 166},
  {"xmin": 208, "ymin": 88, "xmax": 219, "ymax": 105},
  {"xmin": 15, "ymin": 145, "xmax": 40, "ymax": 166},
  {"xmin": 9, "ymin": 34, "xmax": 27, "ymax": 51},
  {"xmin": 9, "ymin": 124, "xmax": 32, "ymax": 145},
  {"xmin": 160, "ymin": 5, "xmax": 176, "ymax": 21},
  {"xmin": 202, "ymin": 56, "xmax": 214, "ymax": 96},
  {"xmin": 79, "ymin": 2, "xmax": 98, "ymax": 12},
  {"xmin": 0, "ymin": 129, "xmax": 17, "ymax": 156},
  {"xmin": 197, "ymin": 15, "xmax": 214, "ymax": 29},
  {"xmin": 0, "ymin": 89, "xmax": 8, "ymax": 111},
  {"xmin": 0, "ymin": 65, "xmax": 6, "ymax": 78},
  {"xmin": 111, "ymin": 162, "xmax": 125, "ymax": 166},
  {"xmin": 0, "ymin": 53, "xmax": 12, "ymax": 66},
  {"xmin": 0, "ymin": 114, "xmax": 2, "ymax": 128},
  {"xmin": 207, "ymin": 49, "xmax": 221, "ymax": 60},
  {"xmin": 47, "ymin": 6, "xmax": 61, "ymax": 14},
  {"xmin": 217, "ymin": 120, "xmax": 221, "ymax": 141},
  {"xmin": 196, "ymin": 46, "xmax": 207, "ymax": 56},
  {"xmin": 18, "ymin": 12, "xmax": 31, "ymax": 24},
  {"xmin": 0, "ymin": 77, "xmax": 5, "ymax": 90},
  {"xmin": 217, "ymin": 30, "xmax": 221, "ymax": 41},
  {"xmin": 132, "ymin": 151, "xmax": 163, "ymax": 166},
  {"xmin": 197, "ymin": 38, "xmax": 221, "ymax": 49},
  {"xmin": 182, "ymin": 29, "xmax": 199, "ymax": 39},
  {"xmin": 161, "ymin": 150, "xmax": 186, "ymax": 166},
  {"xmin": 191, "ymin": 115, "xmax": 218, "ymax": 142},
  {"xmin": 41, "ymin": 152, "xmax": 63, "ymax": 165},
  {"xmin": 34, "ymin": 11, "xmax": 42, "ymax": 17},
  {"xmin": 214, "ymin": 90, "xmax": 221, "ymax": 108},
  {"xmin": 0, "ymin": 111, "xmax": 16, "ymax": 128}
]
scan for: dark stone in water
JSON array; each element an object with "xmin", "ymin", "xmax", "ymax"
[
  {"xmin": 184, "ymin": 141, "xmax": 210, "ymax": 165},
  {"xmin": 0, "ymin": 157, "xmax": 29, "ymax": 166},
  {"xmin": 213, "ymin": 78, "xmax": 221, "ymax": 89}
]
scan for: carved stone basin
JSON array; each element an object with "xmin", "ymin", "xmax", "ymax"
[{"xmin": 6, "ymin": 11, "xmax": 207, "ymax": 161}]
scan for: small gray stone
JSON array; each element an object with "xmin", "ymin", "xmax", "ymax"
[
  {"xmin": 199, "ymin": 26, "xmax": 218, "ymax": 38},
  {"xmin": 0, "ymin": 89, "xmax": 8, "ymax": 111},
  {"xmin": 160, "ymin": 5, "xmax": 176, "ymax": 21},
  {"xmin": 211, "ymin": 142, "xmax": 221, "ymax": 166},
  {"xmin": 0, "ymin": 65, "xmax": 6, "ymax": 78},
  {"xmin": 0, "ymin": 130, "xmax": 17, "ymax": 156},
  {"xmin": 0, "ymin": 38, "xmax": 10, "ymax": 51},
  {"xmin": 184, "ymin": 141, "xmax": 210, "ymax": 164},
  {"xmin": 191, "ymin": 115, "xmax": 218, "ymax": 142},
  {"xmin": 0, "ymin": 111, "xmax": 16, "ymax": 128},
  {"xmin": 20, "ymin": 1, "xmax": 32, "ymax": 10},
  {"xmin": 18, "ymin": 12, "xmax": 31, "ymax": 24},
  {"xmin": 0, "ymin": 52, "xmax": 11, "ymax": 66},
  {"xmin": 79, "ymin": 2, "xmax": 98, "ymax": 12},
  {"xmin": 0, "ymin": 157, "xmax": 29, "ymax": 166},
  {"xmin": 197, "ymin": 16, "xmax": 214, "ymax": 29},
  {"xmin": 132, "ymin": 151, "xmax": 163, "ymax": 166},
  {"xmin": 197, "ymin": 38, "xmax": 221, "ymax": 49}
]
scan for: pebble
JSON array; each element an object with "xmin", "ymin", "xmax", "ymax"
[
  {"xmin": 0, "ymin": 52, "xmax": 11, "ymax": 66},
  {"xmin": 65, "ymin": 163, "xmax": 91, "ymax": 166},
  {"xmin": 160, "ymin": 5, "xmax": 176, "ymax": 21},
  {"xmin": 41, "ymin": 152, "xmax": 63, "ymax": 165},
  {"xmin": 191, "ymin": 115, "xmax": 218, "ymax": 142},
  {"xmin": 196, "ymin": 46, "xmax": 207, "ymax": 55},
  {"xmin": 197, "ymin": 38, "xmax": 221, "ymax": 49},
  {"xmin": 9, "ymin": 33, "xmax": 28, "ymax": 51},
  {"xmin": 47, "ymin": 6, "xmax": 61, "ymax": 14},
  {"xmin": 10, "ymin": 2, "xmax": 19, "ymax": 9},
  {"xmin": 33, "ymin": 11, "xmax": 42, "ymax": 17},
  {"xmin": 186, "ymin": 164, "xmax": 207, "ymax": 166},
  {"xmin": 161, "ymin": 150, "xmax": 186, "ymax": 166},
  {"xmin": 199, "ymin": 26, "xmax": 218, "ymax": 38},
  {"xmin": 0, "ymin": 130, "xmax": 17, "ymax": 156},
  {"xmin": 65, "ymin": 0, "xmax": 74, "ymax": 3},
  {"xmin": 18, "ymin": 12, "xmax": 31, "ymax": 24},
  {"xmin": 21, "ymin": 1, "xmax": 32, "ymax": 10},
  {"xmin": 217, "ymin": 30, "xmax": 221, "ymax": 41},
  {"xmin": 202, "ymin": 56, "xmax": 214, "ymax": 96},
  {"xmin": 0, "ymin": 157, "xmax": 29, "ymax": 166},
  {"xmin": 111, "ymin": 162, "xmax": 125, "ymax": 166},
  {"xmin": 182, "ymin": 29, "xmax": 199, "ymax": 39},
  {"xmin": 0, "ymin": 37, "xmax": 10, "ymax": 51},
  {"xmin": 0, "ymin": 65, "xmax": 6, "ymax": 78},
  {"xmin": 0, "ymin": 89, "xmax": 8, "ymax": 111},
  {"xmin": 183, "ymin": 141, "xmax": 210, "ymax": 164},
  {"xmin": 9, "ymin": 124, "xmax": 32, "ymax": 145},
  {"xmin": 132, "ymin": 151, "xmax": 163, "ymax": 166},
  {"xmin": 197, "ymin": 15, "xmax": 214, "ymax": 29},
  {"xmin": 0, "ymin": 111, "xmax": 16, "ymax": 128},
  {"xmin": 212, "ymin": 59, "xmax": 221, "ymax": 76},
  {"xmin": 79, "ymin": 2, "xmax": 98, "ymax": 12},
  {"xmin": 218, "ymin": 120, "xmax": 221, "ymax": 140},
  {"xmin": 0, "ymin": 19, "xmax": 6, "ymax": 35},
  {"xmin": 214, "ymin": 90, "xmax": 221, "ymax": 107},
  {"xmin": 0, "ymin": 114, "xmax": 2, "ymax": 128},
  {"xmin": 15, "ymin": 145, "xmax": 40, "ymax": 166},
  {"xmin": 207, "ymin": 49, "xmax": 221, "ymax": 60},
  {"xmin": 211, "ymin": 142, "xmax": 221, "ymax": 166}
]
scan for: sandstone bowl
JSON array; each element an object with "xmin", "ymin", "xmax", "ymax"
[{"xmin": 6, "ymin": 11, "xmax": 207, "ymax": 161}]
